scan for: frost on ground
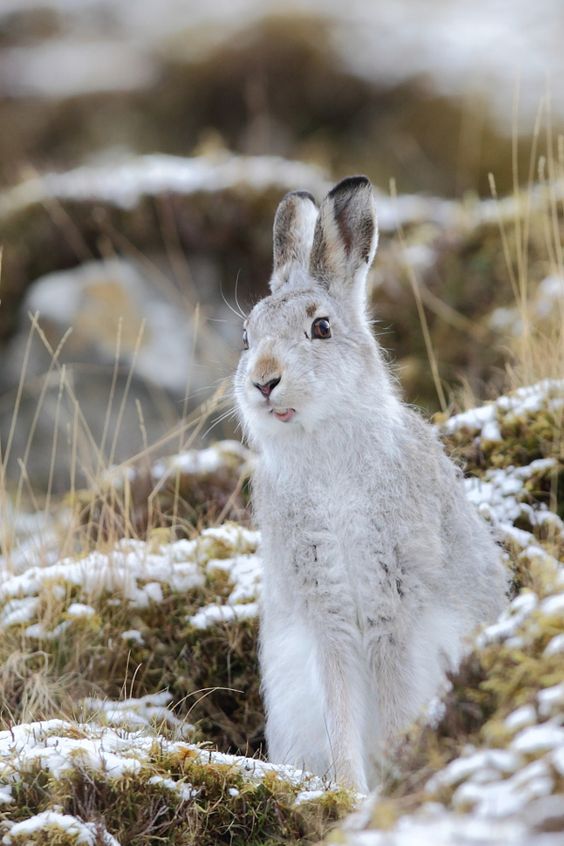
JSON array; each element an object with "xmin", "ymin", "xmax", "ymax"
[
  {"xmin": 0, "ymin": 521, "xmax": 264, "ymax": 752},
  {"xmin": 0, "ymin": 379, "xmax": 562, "ymax": 844},
  {"xmin": 0, "ymin": 719, "xmax": 350, "ymax": 845},
  {"xmin": 440, "ymin": 379, "xmax": 563, "ymax": 590}
]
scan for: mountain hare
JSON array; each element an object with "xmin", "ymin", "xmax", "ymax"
[{"xmin": 234, "ymin": 176, "xmax": 508, "ymax": 792}]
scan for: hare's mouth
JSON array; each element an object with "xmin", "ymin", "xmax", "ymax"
[{"xmin": 270, "ymin": 407, "xmax": 296, "ymax": 423}]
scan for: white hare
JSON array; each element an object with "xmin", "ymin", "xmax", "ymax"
[{"xmin": 234, "ymin": 176, "xmax": 508, "ymax": 792}]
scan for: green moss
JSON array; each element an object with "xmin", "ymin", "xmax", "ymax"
[
  {"xmin": 1, "ymin": 741, "xmax": 353, "ymax": 846},
  {"xmin": 0, "ymin": 526, "xmax": 264, "ymax": 754}
]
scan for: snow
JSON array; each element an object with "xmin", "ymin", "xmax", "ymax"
[
  {"xmin": 0, "ymin": 721, "xmax": 150, "ymax": 781},
  {"xmin": 421, "ymin": 703, "xmax": 564, "ymax": 829},
  {"xmin": 535, "ymin": 275, "xmax": 564, "ymax": 319},
  {"xmin": 0, "ymin": 717, "xmax": 332, "ymax": 813},
  {"xmin": 443, "ymin": 403, "xmax": 497, "ymax": 434},
  {"xmin": 477, "ymin": 591, "xmax": 537, "ymax": 648},
  {"xmin": 442, "ymin": 382, "xmax": 564, "ymax": 555},
  {"xmin": 511, "ymin": 725, "xmax": 564, "ymax": 755},
  {"xmin": 0, "ymin": 521, "xmax": 263, "ymax": 639},
  {"xmin": 195, "ymin": 745, "xmax": 331, "ymax": 791},
  {"xmin": 552, "ymin": 747, "xmax": 564, "ymax": 776},
  {"xmin": 444, "ymin": 380, "xmax": 564, "ymax": 438},
  {"xmin": 147, "ymin": 775, "xmax": 198, "ymax": 801},
  {"xmin": 544, "ymin": 633, "xmax": 564, "ymax": 656},
  {"xmin": 540, "ymin": 594, "xmax": 564, "ymax": 617},
  {"xmin": 82, "ymin": 692, "xmax": 193, "ymax": 736},
  {"xmin": 465, "ymin": 458, "xmax": 558, "ymax": 532},
  {"xmin": 0, "ymin": 153, "xmax": 328, "ymax": 216},
  {"xmin": 25, "ymin": 620, "xmax": 71, "ymax": 640},
  {"xmin": 481, "ymin": 419, "xmax": 502, "ymax": 443},
  {"xmin": 197, "ymin": 524, "xmax": 260, "ymax": 559},
  {"xmin": 295, "ymin": 789, "xmax": 326, "ymax": 804},
  {"xmin": 537, "ymin": 684, "xmax": 564, "ymax": 717},
  {"xmin": 207, "ymin": 553, "xmax": 262, "ymax": 604},
  {"xmin": 120, "ymin": 629, "xmax": 144, "ymax": 644},
  {"xmin": 504, "ymin": 705, "xmax": 537, "ymax": 733},
  {"xmin": 452, "ymin": 762, "xmax": 554, "ymax": 818},
  {"xmin": 66, "ymin": 603, "xmax": 96, "ymax": 619},
  {"xmin": 339, "ymin": 806, "xmax": 535, "ymax": 845},
  {"xmin": 188, "ymin": 601, "xmax": 259, "ymax": 630},
  {"xmin": 3, "ymin": 810, "xmax": 97, "ymax": 844},
  {"xmin": 0, "ymin": 597, "xmax": 40, "ymax": 628},
  {"xmin": 0, "ymin": 508, "xmax": 64, "ymax": 576},
  {"xmin": 427, "ymin": 749, "xmax": 521, "ymax": 792},
  {"xmin": 0, "ymin": 538, "xmax": 206, "ymax": 623},
  {"xmin": 153, "ymin": 440, "xmax": 252, "ymax": 480}
]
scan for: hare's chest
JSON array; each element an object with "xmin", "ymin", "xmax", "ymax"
[{"xmin": 262, "ymin": 477, "xmax": 389, "ymax": 596}]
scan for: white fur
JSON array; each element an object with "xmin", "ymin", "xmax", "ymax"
[{"xmin": 234, "ymin": 178, "xmax": 508, "ymax": 791}]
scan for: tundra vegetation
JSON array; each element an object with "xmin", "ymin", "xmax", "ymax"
[{"xmin": 0, "ymin": 3, "xmax": 563, "ymax": 843}]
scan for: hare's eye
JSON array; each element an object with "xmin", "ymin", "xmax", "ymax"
[
  {"xmin": 242, "ymin": 329, "xmax": 249, "ymax": 350},
  {"xmin": 311, "ymin": 317, "xmax": 331, "ymax": 339}
]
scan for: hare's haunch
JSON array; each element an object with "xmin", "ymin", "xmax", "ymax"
[{"xmin": 234, "ymin": 176, "xmax": 508, "ymax": 792}]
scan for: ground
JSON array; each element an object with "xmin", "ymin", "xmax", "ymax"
[{"xmin": 0, "ymin": 379, "xmax": 561, "ymax": 844}]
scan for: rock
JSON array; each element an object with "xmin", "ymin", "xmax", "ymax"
[
  {"xmin": 1, "ymin": 151, "xmax": 562, "ymax": 492},
  {"xmin": 1, "ymin": 5, "xmax": 562, "ymax": 199},
  {"xmin": 0, "ymin": 153, "xmax": 326, "ymax": 488},
  {"xmin": 0, "ymin": 151, "xmax": 327, "ymax": 342},
  {"xmin": 4, "ymin": 258, "xmax": 199, "ymax": 394}
]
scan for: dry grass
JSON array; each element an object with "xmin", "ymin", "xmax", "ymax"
[{"xmin": 0, "ymin": 128, "xmax": 563, "ymax": 843}]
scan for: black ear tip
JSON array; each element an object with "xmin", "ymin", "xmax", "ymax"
[
  {"xmin": 284, "ymin": 189, "xmax": 317, "ymax": 205},
  {"xmin": 328, "ymin": 175, "xmax": 372, "ymax": 198}
]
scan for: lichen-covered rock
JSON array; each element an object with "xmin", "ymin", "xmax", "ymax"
[{"xmin": 0, "ymin": 256, "xmax": 236, "ymax": 489}]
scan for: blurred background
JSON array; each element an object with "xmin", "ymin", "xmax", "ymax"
[{"xmin": 1, "ymin": 0, "xmax": 563, "ymax": 492}]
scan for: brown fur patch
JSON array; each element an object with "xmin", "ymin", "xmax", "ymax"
[
  {"xmin": 306, "ymin": 303, "xmax": 317, "ymax": 318},
  {"xmin": 253, "ymin": 355, "xmax": 281, "ymax": 383}
]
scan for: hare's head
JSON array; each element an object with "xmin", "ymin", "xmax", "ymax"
[{"xmin": 235, "ymin": 176, "xmax": 390, "ymax": 445}]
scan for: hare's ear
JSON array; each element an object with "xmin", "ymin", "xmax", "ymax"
[
  {"xmin": 271, "ymin": 190, "xmax": 318, "ymax": 293},
  {"xmin": 309, "ymin": 176, "xmax": 378, "ymax": 311}
]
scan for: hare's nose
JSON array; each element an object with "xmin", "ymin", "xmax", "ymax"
[{"xmin": 254, "ymin": 376, "xmax": 281, "ymax": 397}]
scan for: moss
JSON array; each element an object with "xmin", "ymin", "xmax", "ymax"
[
  {"xmin": 326, "ymin": 386, "xmax": 563, "ymax": 843},
  {"xmin": 0, "ymin": 528, "xmax": 263, "ymax": 754},
  {"xmin": 438, "ymin": 383, "xmax": 564, "ymax": 584},
  {"xmin": 0, "ymin": 733, "xmax": 353, "ymax": 846}
]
